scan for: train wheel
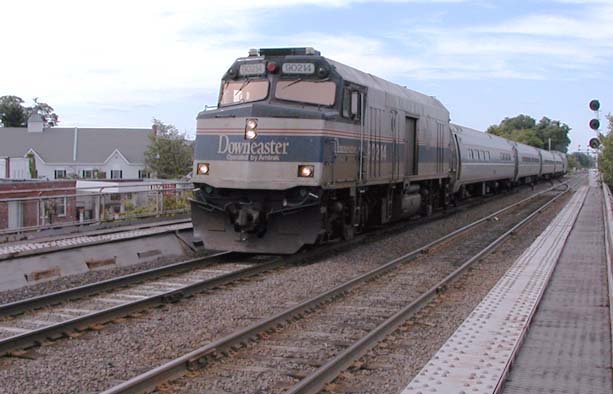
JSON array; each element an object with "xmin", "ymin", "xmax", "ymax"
[{"xmin": 342, "ymin": 223, "xmax": 355, "ymax": 241}]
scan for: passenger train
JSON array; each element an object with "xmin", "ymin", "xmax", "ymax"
[{"xmin": 190, "ymin": 47, "xmax": 567, "ymax": 254}]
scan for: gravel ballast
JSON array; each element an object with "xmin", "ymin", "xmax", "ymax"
[
  {"xmin": 321, "ymin": 186, "xmax": 577, "ymax": 394},
  {"xmin": 158, "ymin": 189, "xmax": 570, "ymax": 393},
  {"xmin": 0, "ymin": 179, "xmax": 575, "ymax": 394}
]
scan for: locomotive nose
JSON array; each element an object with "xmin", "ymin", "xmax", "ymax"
[
  {"xmin": 229, "ymin": 204, "xmax": 266, "ymax": 238},
  {"xmin": 235, "ymin": 206, "xmax": 260, "ymax": 229}
]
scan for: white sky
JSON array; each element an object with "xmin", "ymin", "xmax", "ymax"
[{"xmin": 1, "ymin": 0, "xmax": 612, "ymax": 150}]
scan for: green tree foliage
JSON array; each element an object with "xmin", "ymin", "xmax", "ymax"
[
  {"xmin": 535, "ymin": 117, "xmax": 571, "ymax": 152},
  {"xmin": 32, "ymin": 97, "xmax": 59, "ymax": 126},
  {"xmin": 0, "ymin": 95, "xmax": 59, "ymax": 127},
  {"xmin": 0, "ymin": 96, "xmax": 28, "ymax": 127},
  {"xmin": 144, "ymin": 119, "xmax": 193, "ymax": 179},
  {"xmin": 598, "ymin": 114, "xmax": 613, "ymax": 185},
  {"xmin": 570, "ymin": 152, "xmax": 594, "ymax": 168},
  {"xmin": 26, "ymin": 152, "xmax": 38, "ymax": 178},
  {"xmin": 487, "ymin": 114, "xmax": 571, "ymax": 152}
]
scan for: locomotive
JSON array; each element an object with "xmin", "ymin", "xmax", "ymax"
[{"xmin": 190, "ymin": 47, "xmax": 567, "ymax": 254}]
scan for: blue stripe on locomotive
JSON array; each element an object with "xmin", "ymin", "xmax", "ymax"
[{"xmin": 194, "ymin": 134, "xmax": 446, "ymax": 165}]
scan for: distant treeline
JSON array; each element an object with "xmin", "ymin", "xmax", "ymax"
[{"xmin": 487, "ymin": 114, "xmax": 570, "ymax": 153}]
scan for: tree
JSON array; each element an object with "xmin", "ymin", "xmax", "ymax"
[
  {"xmin": 598, "ymin": 114, "xmax": 613, "ymax": 185},
  {"xmin": 570, "ymin": 152, "xmax": 594, "ymax": 168},
  {"xmin": 488, "ymin": 114, "xmax": 536, "ymax": 134},
  {"xmin": 535, "ymin": 117, "xmax": 571, "ymax": 152},
  {"xmin": 0, "ymin": 96, "xmax": 59, "ymax": 127},
  {"xmin": 31, "ymin": 98, "xmax": 59, "ymax": 126},
  {"xmin": 507, "ymin": 128, "xmax": 544, "ymax": 148},
  {"xmin": 487, "ymin": 114, "xmax": 571, "ymax": 152},
  {"xmin": 144, "ymin": 119, "xmax": 193, "ymax": 179},
  {"xmin": 0, "ymin": 96, "xmax": 28, "ymax": 127},
  {"xmin": 567, "ymin": 154, "xmax": 578, "ymax": 170},
  {"xmin": 26, "ymin": 152, "xmax": 38, "ymax": 178}
]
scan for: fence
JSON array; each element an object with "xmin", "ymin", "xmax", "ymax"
[{"xmin": 0, "ymin": 182, "xmax": 193, "ymax": 236}]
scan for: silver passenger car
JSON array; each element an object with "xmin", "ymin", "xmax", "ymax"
[
  {"xmin": 515, "ymin": 141, "xmax": 542, "ymax": 182},
  {"xmin": 451, "ymin": 124, "xmax": 515, "ymax": 193}
]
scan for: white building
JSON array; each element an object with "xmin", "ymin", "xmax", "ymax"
[
  {"xmin": 0, "ymin": 114, "xmax": 153, "ymax": 180},
  {"xmin": 0, "ymin": 157, "xmax": 31, "ymax": 180}
]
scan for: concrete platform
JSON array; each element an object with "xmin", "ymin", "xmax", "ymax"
[
  {"xmin": 402, "ymin": 178, "xmax": 612, "ymax": 394},
  {"xmin": 502, "ymin": 185, "xmax": 611, "ymax": 392},
  {"xmin": 0, "ymin": 218, "xmax": 192, "ymax": 260},
  {"xmin": 0, "ymin": 230, "xmax": 197, "ymax": 291}
]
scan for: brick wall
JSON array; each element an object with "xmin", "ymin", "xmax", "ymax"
[{"xmin": 0, "ymin": 180, "xmax": 77, "ymax": 230}]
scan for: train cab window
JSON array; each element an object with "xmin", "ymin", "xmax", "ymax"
[
  {"xmin": 275, "ymin": 80, "xmax": 336, "ymax": 106},
  {"xmin": 351, "ymin": 91, "xmax": 362, "ymax": 121},
  {"xmin": 342, "ymin": 86, "xmax": 363, "ymax": 122},
  {"xmin": 342, "ymin": 88, "xmax": 351, "ymax": 118},
  {"xmin": 220, "ymin": 79, "xmax": 269, "ymax": 106}
]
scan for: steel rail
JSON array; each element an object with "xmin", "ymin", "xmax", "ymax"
[
  {"xmin": 287, "ymin": 181, "xmax": 573, "ymax": 394},
  {"xmin": 0, "ymin": 251, "xmax": 232, "ymax": 318},
  {"xmin": 0, "ymin": 181, "xmax": 535, "ymax": 350},
  {"xmin": 0, "ymin": 255, "xmax": 283, "ymax": 357},
  {"xmin": 101, "ymin": 181, "xmax": 571, "ymax": 394}
]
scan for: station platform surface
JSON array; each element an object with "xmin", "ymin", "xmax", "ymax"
[
  {"xmin": 0, "ymin": 218, "xmax": 192, "ymax": 260},
  {"xmin": 402, "ymin": 176, "xmax": 613, "ymax": 394}
]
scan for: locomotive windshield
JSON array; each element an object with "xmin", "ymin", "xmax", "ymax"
[
  {"xmin": 220, "ymin": 79, "xmax": 269, "ymax": 106},
  {"xmin": 275, "ymin": 79, "xmax": 336, "ymax": 106}
]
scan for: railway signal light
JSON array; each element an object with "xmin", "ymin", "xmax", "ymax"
[
  {"xmin": 589, "ymin": 138, "xmax": 601, "ymax": 149},
  {"xmin": 589, "ymin": 99, "xmax": 601, "ymax": 131}
]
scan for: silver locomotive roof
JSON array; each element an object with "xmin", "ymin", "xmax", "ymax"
[{"xmin": 326, "ymin": 58, "xmax": 449, "ymax": 120}]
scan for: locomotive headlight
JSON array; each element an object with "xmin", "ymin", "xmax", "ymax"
[
  {"xmin": 245, "ymin": 118, "xmax": 258, "ymax": 140},
  {"xmin": 197, "ymin": 162, "xmax": 210, "ymax": 175},
  {"xmin": 298, "ymin": 165, "xmax": 314, "ymax": 178}
]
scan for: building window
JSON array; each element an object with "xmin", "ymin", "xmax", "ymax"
[
  {"xmin": 138, "ymin": 170, "xmax": 150, "ymax": 179},
  {"xmin": 41, "ymin": 197, "xmax": 67, "ymax": 219},
  {"xmin": 54, "ymin": 169, "xmax": 67, "ymax": 179},
  {"xmin": 110, "ymin": 170, "xmax": 123, "ymax": 179},
  {"xmin": 82, "ymin": 169, "xmax": 93, "ymax": 179}
]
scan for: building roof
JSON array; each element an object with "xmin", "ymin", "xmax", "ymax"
[{"xmin": 0, "ymin": 127, "xmax": 152, "ymax": 164}]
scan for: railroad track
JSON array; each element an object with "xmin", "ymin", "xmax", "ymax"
[
  {"xmin": 0, "ymin": 252, "xmax": 283, "ymax": 357},
  {"xmin": 100, "ymin": 180, "xmax": 575, "ymax": 394},
  {"xmin": 0, "ymin": 179, "xmax": 570, "ymax": 358}
]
